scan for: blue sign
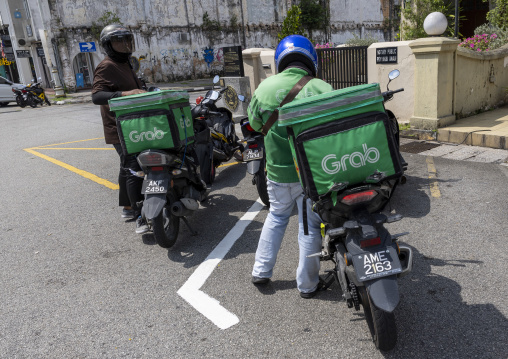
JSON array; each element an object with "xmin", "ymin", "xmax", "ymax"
[
  {"xmin": 79, "ymin": 42, "xmax": 96, "ymax": 53},
  {"xmin": 14, "ymin": 11, "xmax": 21, "ymax": 18}
]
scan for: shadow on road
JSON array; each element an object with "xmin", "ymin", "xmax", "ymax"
[{"xmin": 382, "ymin": 245, "xmax": 507, "ymax": 358}]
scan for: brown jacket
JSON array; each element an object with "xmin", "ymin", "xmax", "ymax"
[{"xmin": 92, "ymin": 57, "xmax": 142, "ymax": 144}]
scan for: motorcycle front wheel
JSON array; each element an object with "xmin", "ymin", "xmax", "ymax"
[
  {"xmin": 254, "ymin": 157, "xmax": 269, "ymax": 207},
  {"xmin": 29, "ymin": 97, "xmax": 38, "ymax": 108},
  {"xmin": 44, "ymin": 96, "xmax": 51, "ymax": 106},
  {"xmin": 152, "ymin": 207, "xmax": 180, "ymax": 248},
  {"xmin": 358, "ymin": 286, "xmax": 397, "ymax": 351}
]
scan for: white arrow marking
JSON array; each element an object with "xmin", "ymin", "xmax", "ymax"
[
  {"xmin": 177, "ymin": 199, "xmax": 264, "ymax": 329},
  {"xmin": 83, "ymin": 43, "xmax": 93, "ymax": 49}
]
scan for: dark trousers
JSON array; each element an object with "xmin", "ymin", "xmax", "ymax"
[{"xmin": 113, "ymin": 143, "xmax": 144, "ymax": 215}]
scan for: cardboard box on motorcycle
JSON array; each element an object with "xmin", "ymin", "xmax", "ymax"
[
  {"xmin": 109, "ymin": 90, "xmax": 195, "ymax": 155},
  {"xmin": 278, "ymin": 83, "xmax": 403, "ymax": 203}
]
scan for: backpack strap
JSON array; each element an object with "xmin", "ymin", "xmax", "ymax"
[{"xmin": 260, "ymin": 75, "xmax": 313, "ymax": 136}]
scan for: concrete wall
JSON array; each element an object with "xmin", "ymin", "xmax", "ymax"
[
  {"xmin": 368, "ymin": 41, "xmax": 415, "ymax": 123},
  {"xmin": 455, "ymin": 46, "xmax": 508, "ymax": 117},
  {"xmin": 41, "ymin": 0, "xmax": 393, "ymax": 91}
]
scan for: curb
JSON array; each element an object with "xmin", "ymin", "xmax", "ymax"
[
  {"xmin": 49, "ymin": 85, "xmax": 218, "ymax": 105},
  {"xmin": 400, "ymin": 129, "xmax": 437, "ymax": 141}
]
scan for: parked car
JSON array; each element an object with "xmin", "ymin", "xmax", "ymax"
[{"xmin": 0, "ymin": 75, "xmax": 24, "ymax": 107}]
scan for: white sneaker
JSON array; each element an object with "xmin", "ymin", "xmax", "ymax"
[{"xmin": 135, "ymin": 216, "xmax": 149, "ymax": 234}]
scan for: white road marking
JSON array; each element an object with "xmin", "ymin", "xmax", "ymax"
[{"xmin": 177, "ymin": 199, "xmax": 265, "ymax": 329}]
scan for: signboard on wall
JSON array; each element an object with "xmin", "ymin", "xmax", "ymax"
[
  {"xmin": 376, "ymin": 47, "xmax": 398, "ymax": 64},
  {"xmin": 79, "ymin": 42, "xmax": 96, "ymax": 52},
  {"xmin": 36, "ymin": 47, "xmax": 45, "ymax": 57},
  {"xmin": 223, "ymin": 46, "xmax": 244, "ymax": 77},
  {"xmin": 16, "ymin": 50, "xmax": 30, "ymax": 58}
]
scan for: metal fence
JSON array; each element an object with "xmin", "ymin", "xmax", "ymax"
[{"xmin": 316, "ymin": 46, "xmax": 368, "ymax": 89}]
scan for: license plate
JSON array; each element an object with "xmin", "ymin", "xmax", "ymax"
[
  {"xmin": 142, "ymin": 178, "xmax": 169, "ymax": 194},
  {"xmin": 243, "ymin": 148, "xmax": 263, "ymax": 161},
  {"xmin": 352, "ymin": 247, "xmax": 402, "ymax": 282}
]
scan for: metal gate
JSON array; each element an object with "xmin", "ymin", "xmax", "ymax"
[{"xmin": 316, "ymin": 46, "xmax": 368, "ymax": 90}]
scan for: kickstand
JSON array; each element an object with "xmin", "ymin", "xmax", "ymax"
[{"xmin": 181, "ymin": 217, "xmax": 198, "ymax": 236}]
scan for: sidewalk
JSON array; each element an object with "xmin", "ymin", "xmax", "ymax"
[
  {"xmin": 437, "ymin": 106, "xmax": 508, "ymax": 150},
  {"xmin": 45, "ymin": 81, "xmax": 508, "ymax": 152},
  {"xmin": 44, "ymin": 78, "xmax": 216, "ymax": 104}
]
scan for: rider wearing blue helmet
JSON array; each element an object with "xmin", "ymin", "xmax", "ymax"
[{"xmin": 248, "ymin": 35, "xmax": 333, "ymax": 298}]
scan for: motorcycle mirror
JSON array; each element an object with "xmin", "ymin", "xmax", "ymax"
[
  {"xmin": 387, "ymin": 69, "xmax": 400, "ymax": 91},
  {"xmin": 388, "ymin": 69, "xmax": 400, "ymax": 81},
  {"xmin": 238, "ymin": 95, "xmax": 245, "ymax": 102},
  {"xmin": 213, "ymin": 75, "xmax": 220, "ymax": 84}
]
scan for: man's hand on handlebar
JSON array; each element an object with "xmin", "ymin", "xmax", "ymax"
[{"xmin": 121, "ymin": 89, "xmax": 147, "ymax": 97}]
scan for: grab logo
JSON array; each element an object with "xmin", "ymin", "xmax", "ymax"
[
  {"xmin": 321, "ymin": 144, "xmax": 380, "ymax": 174},
  {"xmin": 129, "ymin": 127, "xmax": 165, "ymax": 142},
  {"xmin": 180, "ymin": 116, "xmax": 192, "ymax": 129}
]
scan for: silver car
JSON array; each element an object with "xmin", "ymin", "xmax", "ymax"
[{"xmin": 0, "ymin": 75, "xmax": 24, "ymax": 107}]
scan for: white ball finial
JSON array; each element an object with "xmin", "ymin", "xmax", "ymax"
[{"xmin": 423, "ymin": 12, "xmax": 448, "ymax": 36}]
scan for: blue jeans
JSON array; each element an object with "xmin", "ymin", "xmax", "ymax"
[{"xmin": 252, "ymin": 180, "xmax": 322, "ymax": 293}]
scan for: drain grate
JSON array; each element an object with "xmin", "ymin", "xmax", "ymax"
[{"xmin": 399, "ymin": 141, "xmax": 441, "ymax": 154}]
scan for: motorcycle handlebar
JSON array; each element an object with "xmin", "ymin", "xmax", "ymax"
[{"xmin": 382, "ymin": 88, "xmax": 404, "ymax": 102}]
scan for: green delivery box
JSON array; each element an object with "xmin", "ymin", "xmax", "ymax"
[
  {"xmin": 279, "ymin": 83, "xmax": 402, "ymax": 202},
  {"xmin": 109, "ymin": 90, "xmax": 194, "ymax": 155}
]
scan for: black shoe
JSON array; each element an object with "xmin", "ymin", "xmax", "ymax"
[
  {"xmin": 252, "ymin": 276, "xmax": 270, "ymax": 285},
  {"xmin": 300, "ymin": 289, "xmax": 318, "ymax": 299}
]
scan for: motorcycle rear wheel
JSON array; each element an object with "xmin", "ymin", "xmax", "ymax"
[
  {"xmin": 152, "ymin": 207, "xmax": 180, "ymax": 248},
  {"xmin": 254, "ymin": 157, "xmax": 269, "ymax": 207},
  {"xmin": 358, "ymin": 286, "xmax": 397, "ymax": 351},
  {"xmin": 16, "ymin": 96, "xmax": 26, "ymax": 108}
]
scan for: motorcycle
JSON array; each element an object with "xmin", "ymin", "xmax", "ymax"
[
  {"xmin": 25, "ymin": 78, "xmax": 51, "ymax": 107},
  {"xmin": 307, "ymin": 70, "xmax": 412, "ymax": 351},
  {"xmin": 191, "ymin": 75, "xmax": 244, "ymax": 183},
  {"xmin": 239, "ymin": 118, "xmax": 269, "ymax": 207},
  {"xmin": 11, "ymin": 87, "xmax": 28, "ymax": 108},
  {"xmin": 117, "ymin": 85, "xmax": 212, "ymax": 249}
]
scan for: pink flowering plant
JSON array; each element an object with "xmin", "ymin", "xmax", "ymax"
[
  {"xmin": 315, "ymin": 42, "xmax": 333, "ymax": 49},
  {"xmin": 459, "ymin": 33, "xmax": 499, "ymax": 52}
]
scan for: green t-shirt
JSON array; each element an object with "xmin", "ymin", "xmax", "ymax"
[{"xmin": 247, "ymin": 68, "xmax": 333, "ymax": 183}]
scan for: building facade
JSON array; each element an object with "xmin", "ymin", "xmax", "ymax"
[{"xmin": 1, "ymin": 0, "xmax": 400, "ymax": 92}]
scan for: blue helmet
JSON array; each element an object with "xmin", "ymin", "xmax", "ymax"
[{"xmin": 274, "ymin": 35, "xmax": 318, "ymax": 76}]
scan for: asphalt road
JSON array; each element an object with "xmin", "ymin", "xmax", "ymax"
[{"xmin": 1, "ymin": 102, "xmax": 507, "ymax": 358}]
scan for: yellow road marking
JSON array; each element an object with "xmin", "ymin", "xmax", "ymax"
[
  {"xmin": 26, "ymin": 136, "xmax": 242, "ymax": 189},
  {"xmin": 24, "ymin": 138, "xmax": 119, "ymax": 190},
  {"xmin": 35, "ymin": 137, "xmax": 105, "ymax": 148},
  {"xmin": 217, "ymin": 161, "xmax": 242, "ymax": 168},
  {"xmin": 33, "ymin": 148, "xmax": 115, "ymax": 150},
  {"xmin": 426, "ymin": 156, "xmax": 441, "ymax": 198}
]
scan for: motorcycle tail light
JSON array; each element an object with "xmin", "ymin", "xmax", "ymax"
[
  {"xmin": 360, "ymin": 236, "xmax": 381, "ymax": 248},
  {"xmin": 196, "ymin": 96, "xmax": 204, "ymax": 105},
  {"xmin": 242, "ymin": 122, "xmax": 255, "ymax": 132},
  {"xmin": 137, "ymin": 151, "xmax": 174, "ymax": 166},
  {"xmin": 340, "ymin": 190, "xmax": 377, "ymax": 206},
  {"xmin": 22, "ymin": 89, "xmax": 28, "ymax": 93},
  {"xmin": 248, "ymin": 143, "xmax": 258, "ymax": 149}
]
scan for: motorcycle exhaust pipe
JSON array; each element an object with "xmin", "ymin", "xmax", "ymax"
[{"xmin": 171, "ymin": 201, "xmax": 193, "ymax": 217}]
